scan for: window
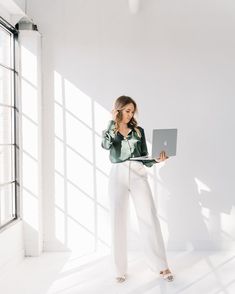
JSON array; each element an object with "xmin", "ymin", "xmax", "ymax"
[{"xmin": 0, "ymin": 17, "xmax": 19, "ymax": 230}]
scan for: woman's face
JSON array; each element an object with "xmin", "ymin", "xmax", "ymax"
[{"xmin": 121, "ymin": 103, "xmax": 135, "ymax": 124}]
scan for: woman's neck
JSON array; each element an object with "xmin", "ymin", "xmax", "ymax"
[{"xmin": 119, "ymin": 122, "xmax": 128, "ymax": 129}]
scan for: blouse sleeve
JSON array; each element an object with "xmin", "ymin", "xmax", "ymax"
[
  {"xmin": 101, "ymin": 120, "xmax": 116, "ymax": 150},
  {"xmin": 140, "ymin": 127, "xmax": 158, "ymax": 168}
]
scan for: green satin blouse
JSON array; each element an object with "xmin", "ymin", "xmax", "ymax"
[{"xmin": 101, "ymin": 120, "xmax": 157, "ymax": 168}]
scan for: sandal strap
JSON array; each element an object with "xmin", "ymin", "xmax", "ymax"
[
  {"xmin": 159, "ymin": 271, "xmax": 174, "ymax": 281},
  {"xmin": 116, "ymin": 275, "xmax": 126, "ymax": 282}
]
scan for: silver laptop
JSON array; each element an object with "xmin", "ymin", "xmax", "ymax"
[{"xmin": 130, "ymin": 128, "xmax": 178, "ymax": 160}]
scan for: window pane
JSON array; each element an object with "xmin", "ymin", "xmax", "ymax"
[
  {"xmin": 0, "ymin": 183, "xmax": 15, "ymax": 226},
  {"xmin": 0, "ymin": 105, "xmax": 14, "ymax": 144},
  {"xmin": 0, "ymin": 66, "xmax": 13, "ymax": 105},
  {"xmin": 0, "ymin": 27, "xmax": 12, "ymax": 68},
  {"xmin": 0, "ymin": 23, "xmax": 18, "ymax": 229},
  {"xmin": 0, "ymin": 144, "xmax": 15, "ymax": 185},
  {"xmin": 15, "ymin": 144, "xmax": 19, "ymax": 183}
]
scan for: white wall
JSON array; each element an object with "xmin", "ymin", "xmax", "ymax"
[
  {"xmin": 0, "ymin": 0, "xmax": 25, "ymax": 25},
  {"xmin": 19, "ymin": 30, "xmax": 43, "ymax": 256},
  {"xmin": 27, "ymin": 0, "xmax": 235, "ymax": 252}
]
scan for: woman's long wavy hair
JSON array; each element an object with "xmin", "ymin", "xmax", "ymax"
[{"xmin": 112, "ymin": 95, "xmax": 142, "ymax": 138}]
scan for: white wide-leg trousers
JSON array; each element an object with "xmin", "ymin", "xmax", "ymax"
[{"xmin": 108, "ymin": 160, "xmax": 169, "ymax": 277}]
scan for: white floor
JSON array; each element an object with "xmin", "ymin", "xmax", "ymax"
[{"xmin": 0, "ymin": 250, "xmax": 235, "ymax": 294}]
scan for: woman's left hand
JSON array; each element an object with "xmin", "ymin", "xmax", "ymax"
[{"xmin": 155, "ymin": 151, "xmax": 169, "ymax": 162}]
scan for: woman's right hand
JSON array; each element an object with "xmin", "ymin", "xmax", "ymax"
[
  {"xmin": 155, "ymin": 151, "xmax": 169, "ymax": 162},
  {"xmin": 111, "ymin": 109, "xmax": 119, "ymax": 121}
]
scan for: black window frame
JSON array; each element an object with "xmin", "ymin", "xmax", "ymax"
[{"xmin": 0, "ymin": 16, "xmax": 20, "ymax": 231}]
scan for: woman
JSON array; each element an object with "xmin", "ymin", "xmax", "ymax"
[{"xmin": 101, "ymin": 95, "xmax": 174, "ymax": 283}]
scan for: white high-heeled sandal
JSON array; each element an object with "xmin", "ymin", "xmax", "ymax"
[
  {"xmin": 159, "ymin": 269, "xmax": 174, "ymax": 282},
  {"xmin": 116, "ymin": 274, "xmax": 126, "ymax": 283}
]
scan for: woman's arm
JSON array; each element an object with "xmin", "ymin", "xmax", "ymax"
[
  {"xmin": 101, "ymin": 120, "xmax": 116, "ymax": 150},
  {"xmin": 140, "ymin": 127, "xmax": 158, "ymax": 168}
]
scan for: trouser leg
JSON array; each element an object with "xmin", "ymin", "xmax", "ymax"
[
  {"xmin": 129, "ymin": 161, "xmax": 169, "ymax": 273},
  {"xmin": 108, "ymin": 163, "xmax": 129, "ymax": 276}
]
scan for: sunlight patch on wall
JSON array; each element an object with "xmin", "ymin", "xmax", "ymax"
[
  {"xmin": 54, "ymin": 71, "xmax": 63, "ymax": 104},
  {"xmin": 64, "ymin": 79, "xmax": 92, "ymax": 127},
  {"xmin": 21, "ymin": 46, "xmax": 37, "ymax": 87},
  {"xmin": 95, "ymin": 169, "xmax": 109, "ymax": 209},
  {"xmin": 54, "ymin": 103, "xmax": 64, "ymax": 139},
  {"xmin": 95, "ymin": 133, "xmax": 111, "ymax": 175},
  {"xmin": 67, "ymin": 217, "xmax": 94, "ymax": 255},
  {"xmin": 55, "ymin": 173, "xmax": 65, "ymax": 209},
  {"xmin": 22, "ymin": 153, "xmax": 38, "ymax": 195},
  {"xmin": 66, "ymin": 111, "xmax": 93, "ymax": 160},
  {"xmin": 66, "ymin": 148, "xmax": 94, "ymax": 197},
  {"xmin": 67, "ymin": 182, "xmax": 95, "ymax": 233},
  {"xmin": 55, "ymin": 137, "xmax": 64, "ymax": 174},
  {"xmin": 55, "ymin": 207, "xmax": 65, "ymax": 244},
  {"xmin": 21, "ymin": 78, "xmax": 38, "ymax": 121},
  {"xmin": 194, "ymin": 177, "xmax": 211, "ymax": 194},
  {"xmin": 94, "ymin": 101, "xmax": 111, "ymax": 135},
  {"xmin": 23, "ymin": 189, "xmax": 39, "ymax": 230}
]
